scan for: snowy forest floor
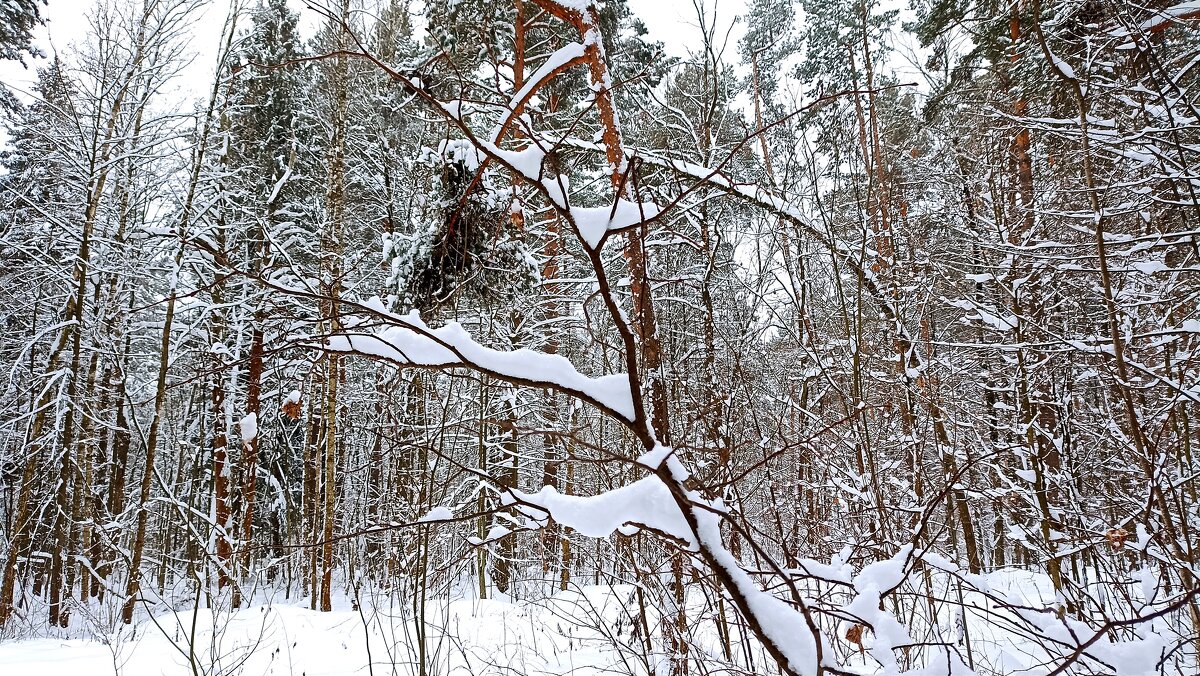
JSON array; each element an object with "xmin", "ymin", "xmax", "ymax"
[{"xmin": 0, "ymin": 569, "xmax": 1120, "ymax": 676}]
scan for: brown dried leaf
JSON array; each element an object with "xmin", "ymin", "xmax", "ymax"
[
  {"xmin": 282, "ymin": 397, "xmax": 302, "ymax": 421},
  {"xmin": 1105, "ymin": 528, "xmax": 1128, "ymax": 550},
  {"xmin": 846, "ymin": 623, "xmax": 865, "ymax": 653}
]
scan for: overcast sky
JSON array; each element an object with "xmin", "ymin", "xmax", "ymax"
[{"xmin": 0, "ymin": 0, "xmax": 746, "ymax": 102}]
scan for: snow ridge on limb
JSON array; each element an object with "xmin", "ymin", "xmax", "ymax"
[
  {"xmin": 505, "ymin": 477, "xmax": 690, "ymax": 540},
  {"xmin": 1110, "ymin": 1, "xmax": 1200, "ymax": 37},
  {"xmin": 323, "ymin": 297, "xmax": 636, "ymax": 422},
  {"xmin": 492, "ymin": 41, "xmax": 587, "ymax": 144},
  {"xmin": 571, "ymin": 198, "xmax": 662, "ymax": 249}
]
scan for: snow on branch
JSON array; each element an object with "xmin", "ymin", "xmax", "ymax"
[
  {"xmin": 323, "ymin": 297, "xmax": 636, "ymax": 421},
  {"xmin": 1111, "ymin": 1, "xmax": 1200, "ymax": 37},
  {"xmin": 571, "ymin": 198, "xmax": 662, "ymax": 249},
  {"xmin": 492, "ymin": 41, "xmax": 588, "ymax": 144},
  {"xmin": 505, "ymin": 476, "xmax": 690, "ymax": 540},
  {"xmin": 507, "ymin": 469, "xmax": 827, "ymax": 675}
]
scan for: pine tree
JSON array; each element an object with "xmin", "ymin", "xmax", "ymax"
[
  {"xmin": 0, "ymin": 0, "xmax": 44, "ymax": 63},
  {"xmin": 221, "ymin": 0, "xmax": 315, "ymax": 600}
]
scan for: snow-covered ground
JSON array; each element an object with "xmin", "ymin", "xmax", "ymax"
[
  {"xmin": 0, "ymin": 582, "xmax": 714, "ymax": 676},
  {"xmin": 0, "ymin": 568, "xmax": 1182, "ymax": 675}
]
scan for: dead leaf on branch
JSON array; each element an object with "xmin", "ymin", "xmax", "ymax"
[
  {"xmin": 846, "ymin": 623, "xmax": 866, "ymax": 653},
  {"xmin": 1105, "ymin": 527, "xmax": 1128, "ymax": 550}
]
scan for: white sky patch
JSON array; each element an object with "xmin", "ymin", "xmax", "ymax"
[{"xmin": 0, "ymin": 0, "xmax": 743, "ymax": 99}]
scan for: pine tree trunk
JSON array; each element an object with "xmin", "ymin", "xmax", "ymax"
[
  {"xmin": 211, "ymin": 335, "xmax": 234, "ymax": 591},
  {"xmin": 238, "ymin": 322, "xmax": 264, "ymax": 597}
]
